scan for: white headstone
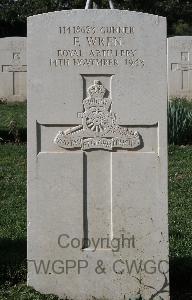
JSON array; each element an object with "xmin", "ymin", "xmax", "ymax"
[
  {"xmin": 0, "ymin": 37, "xmax": 27, "ymax": 102},
  {"xmin": 28, "ymin": 10, "xmax": 169, "ymax": 300},
  {"xmin": 168, "ymin": 36, "xmax": 192, "ymax": 100}
]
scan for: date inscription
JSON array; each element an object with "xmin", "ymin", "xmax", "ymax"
[{"xmin": 49, "ymin": 25, "xmax": 144, "ymax": 68}]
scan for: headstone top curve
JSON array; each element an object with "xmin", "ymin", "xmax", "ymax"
[{"xmin": 27, "ymin": 9, "xmax": 166, "ymax": 21}]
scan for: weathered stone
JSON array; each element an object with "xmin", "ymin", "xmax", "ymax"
[
  {"xmin": 0, "ymin": 37, "xmax": 27, "ymax": 102},
  {"xmin": 168, "ymin": 36, "xmax": 192, "ymax": 100},
  {"xmin": 28, "ymin": 10, "xmax": 169, "ymax": 300}
]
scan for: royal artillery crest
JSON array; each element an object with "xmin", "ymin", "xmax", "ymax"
[{"xmin": 54, "ymin": 80, "xmax": 141, "ymax": 151}]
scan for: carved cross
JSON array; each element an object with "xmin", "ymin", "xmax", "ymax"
[
  {"xmin": 54, "ymin": 81, "xmax": 141, "ymax": 248},
  {"xmin": 171, "ymin": 52, "xmax": 192, "ymax": 90},
  {"xmin": 1, "ymin": 52, "xmax": 27, "ymax": 96}
]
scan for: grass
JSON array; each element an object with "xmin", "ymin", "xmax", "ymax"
[
  {"xmin": 168, "ymin": 98, "xmax": 192, "ymax": 145},
  {"xmin": 0, "ymin": 284, "xmax": 59, "ymax": 299},
  {"xmin": 0, "ymin": 144, "xmax": 59, "ymax": 299},
  {"xmin": 169, "ymin": 146, "xmax": 192, "ymax": 258},
  {"xmin": 0, "ymin": 102, "xmax": 27, "ymax": 142},
  {"xmin": 169, "ymin": 145, "xmax": 192, "ymax": 299},
  {"xmin": 0, "ymin": 144, "xmax": 26, "ymax": 288},
  {"xmin": 0, "ymin": 102, "xmax": 26, "ymax": 130},
  {"xmin": 0, "ymin": 103, "xmax": 192, "ymax": 299},
  {"xmin": 170, "ymin": 97, "xmax": 192, "ymax": 110}
]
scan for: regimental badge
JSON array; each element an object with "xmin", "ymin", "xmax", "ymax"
[{"xmin": 54, "ymin": 80, "xmax": 141, "ymax": 151}]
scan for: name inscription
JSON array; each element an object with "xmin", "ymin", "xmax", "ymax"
[{"xmin": 49, "ymin": 25, "xmax": 144, "ymax": 68}]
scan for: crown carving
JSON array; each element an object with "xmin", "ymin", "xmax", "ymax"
[
  {"xmin": 87, "ymin": 80, "xmax": 106, "ymax": 98},
  {"xmin": 54, "ymin": 80, "xmax": 142, "ymax": 151}
]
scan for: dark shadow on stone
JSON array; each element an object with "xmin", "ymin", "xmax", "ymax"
[
  {"xmin": 0, "ymin": 238, "xmax": 27, "ymax": 286},
  {"xmin": 170, "ymin": 257, "xmax": 192, "ymax": 299},
  {"xmin": 82, "ymin": 152, "xmax": 89, "ymax": 249}
]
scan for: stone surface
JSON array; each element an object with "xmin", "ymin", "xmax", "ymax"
[
  {"xmin": 168, "ymin": 36, "xmax": 192, "ymax": 100},
  {"xmin": 0, "ymin": 37, "xmax": 27, "ymax": 102},
  {"xmin": 28, "ymin": 10, "xmax": 169, "ymax": 300}
]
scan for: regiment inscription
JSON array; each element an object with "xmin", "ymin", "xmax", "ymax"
[{"xmin": 49, "ymin": 25, "xmax": 144, "ymax": 68}]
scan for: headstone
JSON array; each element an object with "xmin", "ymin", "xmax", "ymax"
[
  {"xmin": 168, "ymin": 36, "xmax": 192, "ymax": 100},
  {"xmin": 28, "ymin": 10, "xmax": 169, "ymax": 300},
  {"xmin": 0, "ymin": 37, "xmax": 27, "ymax": 102}
]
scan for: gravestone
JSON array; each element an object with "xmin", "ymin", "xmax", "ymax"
[
  {"xmin": 28, "ymin": 10, "xmax": 169, "ymax": 300},
  {"xmin": 0, "ymin": 37, "xmax": 27, "ymax": 102},
  {"xmin": 168, "ymin": 36, "xmax": 192, "ymax": 100}
]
